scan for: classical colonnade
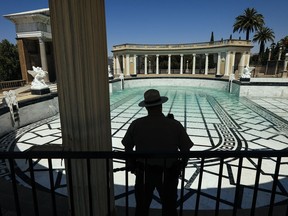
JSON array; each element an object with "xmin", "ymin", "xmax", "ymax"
[{"xmin": 112, "ymin": 40, "xmax": 253, "ymax": 77}]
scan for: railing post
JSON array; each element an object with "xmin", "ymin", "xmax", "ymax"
[
  {"xmin": 233, "ymin": 157, "xmax": 243, "ymax": 216},
  {"xmin": 268, "ymin": 157, "xmax": 281, "ymax": 216},
  {"xmin": 8, "ymin": 158, "xmax": 21, "ymax": 216},
  {"xmin": 28, "ymin": 158, "xmax": 39, "ymax": 216}
]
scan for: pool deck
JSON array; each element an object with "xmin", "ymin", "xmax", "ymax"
[{"xmin": 1, "ymin": 77, "xmax": 288, "ymax": 214}]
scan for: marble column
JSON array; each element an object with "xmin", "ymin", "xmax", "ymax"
[
  {"xmin": 224, "ymin": 51, "xmax": 231, "ymax": 76},
  {"xmin": 122, "ymin": 55, "xmax": 125, "ymax": 75},
  {"xmin": 39, "ymin": 38, "xmax": 49, "ymax": 81},
  {"xmin": 238, "ymin": 52, "xmax": 245, "ymax": 74},
  {"xmin": 217, "ymin": 52, "xmax": 221, "ymax": 75},
  {"xmin": 126, "ymin": 54, "xmax": 130, "ymax": 75},
  {"xmin": 144, "ymin": 55, "xmax": 148, "ymax": 75},
  {"xmin": 49, "ymin": 0, "xmax": 114, "ymax": 215},
  {"xmin": 204, "ymin": 53, "xmax": 209, "ymax": 75},
  {"xmin": 168, "ymin": 54, "xmax": 171, "ymax": 74},
  {"xmin": 115, "ymin": 55, "xmax": 121, "ymax": 74},
  {"xmin": 192, "ymin": 54, "xmax": 196, "ymax": 75},
  {"xmin": 133, "ymin": 55, "xmax": 137, "ymax": 75},
  {"xmin": 180, "ymin": 54, "xmax": 183, "ymax": 74},
  {"xmin": 156, "ymin": 54, "xmax": 159, "ymax": 74},
  {"xmin": 230, "ymin": 52, "xmax": 236, "ymax": 74}
]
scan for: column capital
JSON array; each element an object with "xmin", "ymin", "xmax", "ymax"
[
  {"xmin": 168, "ymin": 54, "xmax": 171, "ymax": 57},
  {"xmin": 145, "ymin": 54, "xmax": 148, "ymax": 57},
  {"xmin": 193, "ymin": 53, "xmax": 196, "ymax": 57},
  {"xmin": 156, "ymin": 54, "xmax": 159, "ymax": 57},
  {"xmin": 205, "ymin": 53, "xmax": 208, "ymax": 56},
  {"xmin": 180, "ymin": 54, "xmax": 183, "ymax": 57}
]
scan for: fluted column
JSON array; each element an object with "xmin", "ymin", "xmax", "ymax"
[
  {"xmin": 168, "ymin": 54, "xmax": 171, "ymax": 74},
  {"xmin": 180, "ymin": 54, "xmax": 183, "ymax": 74},
  {"xmin": 144, "ymin": 55, "xmax": 148, "ymax": 74},
  {"xmin": 204, "ymin": 53, "xmax": 209, "ymax": 75},
  {"xmin": 217, "ymin": 52, "xmax": 221, "ymax": 75},
  {"xmin": 126, "ymin": 54, "xmax": 130, "ymax": 75},
  {"xmin": 224, "ymin": 51, "xmax": 231, "ymax": 76},
  {"xmin": 192, "ymin": 54, "xmax": 196, "ymax": 75},
  {"xmin": 39, "ymin": 38, "xmax": 49, "ymax": 81},
  {"xmin": 49, "ymin": 0, "xmax": 114, "ymax": 215},
  {"xmin": 133, "ymin": 55, "xmax": 137, "ymax": 75},
  {"xmin": 156, "ymin": 54, "xmax": 159, "ymax": 74}
]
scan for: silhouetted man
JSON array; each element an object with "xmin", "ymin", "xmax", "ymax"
[{"xmin": 122, "ymin": 89, "xmax": 193, "ymax": 216}]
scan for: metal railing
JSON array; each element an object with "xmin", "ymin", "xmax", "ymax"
[
  {"xmin": 0, "ymin": 150, "xmax": 288, "ymax": 216},
  {"xmin": 0, "ymin": 80, "xmax": 26, "ymax": 91}
]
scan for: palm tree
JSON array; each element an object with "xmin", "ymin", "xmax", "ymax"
[
  {"xmin": 253, "ymin": 26, "xmax": 275, "ymax": 56},
  {"xmin": 233, "ymin": 8, "xmax": 265, "ymax": 40}
]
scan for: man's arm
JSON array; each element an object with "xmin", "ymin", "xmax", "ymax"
[{"xmin": 122, "ymin": 122, "xmax": 137, "ymax": 172}]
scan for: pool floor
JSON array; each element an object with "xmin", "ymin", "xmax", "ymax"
[{"xmin": 1, "ymin": 86, "xmax": 288, "ymax": 210}]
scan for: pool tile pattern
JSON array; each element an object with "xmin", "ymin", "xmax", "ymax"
[{"xmin": 1, "ymin": 87, "xmax": 288, "ymax": 210}]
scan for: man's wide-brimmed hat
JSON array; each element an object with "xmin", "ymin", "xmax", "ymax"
[{"xmin": 138, "ymin": 89, "xmax": 168, "ymax": 107}]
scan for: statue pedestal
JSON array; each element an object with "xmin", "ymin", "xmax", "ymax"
[
  {"xmin": 240, "ymin": 78, "xmax": 250, "ymax": 82},
  {"xmin": 31, "ymin": 87, "xmax": 50, "ymax": 95}
]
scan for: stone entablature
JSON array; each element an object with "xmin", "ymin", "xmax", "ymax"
[
  {"xmin": 113, "ymin": 40, "xmax": 252, "ymax": 54},
  {"xmin": 4, "ymin": 8, "xmax": 51, "ymax": 40}
]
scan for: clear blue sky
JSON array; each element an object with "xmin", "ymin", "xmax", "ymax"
[{"xmin": 1, "ymin": 0, "xmax": 288, "ymax": 55}]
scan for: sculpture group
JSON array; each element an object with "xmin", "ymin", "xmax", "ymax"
[{"xmin": 28, "ymin": 66, "xmax": 49, "ymax": 90}]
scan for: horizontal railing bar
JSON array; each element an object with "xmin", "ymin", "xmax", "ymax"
[{"xmin": 0, "ymin": 150, "xmax": 288, "ymax": 159}]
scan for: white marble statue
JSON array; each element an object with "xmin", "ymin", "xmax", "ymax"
[
  {"xmin": 28, "ymin": 66, "xmax": 49, "ymax": 90},
  {"xmin": 3, "ymin": 90, "xmax": 19, "ymax": 126},
  {"xmin": 241, "ymin": 66, "xmax": 255, "ymax": 79}
]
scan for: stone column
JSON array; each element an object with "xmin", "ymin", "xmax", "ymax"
[
  {"xmin": 133, "ymin": 55, "xmax": 137, "ymax": 75},
  {"xmin": 115, "ymin": 55, "xmax": 121, "ymax": 75},
  {"xmin": 217, "ymin": 52, "xmax": 221, "ymax": 75},
  {"xmin": 39, "ymin": 37, "xmax": 49, "ymax": 81},
  {"xmin": 168, "ymin": 54, "xmax": 171, "ymax": 74},
  {"xmin": 156, "ymin": 54, "xmax": 159, "ymax": 74},
  {"xmin": 122, "ymin": 55, "xmax": 125, "ymax": 75},
  {"xmin": 16, "ymin": 39, "xmax": 29, "ymax": 83},
  {"xmin": 113, "ymin": 55, "xmax": 116, "ymax": 75},
  {"xmin": 246, "ymin": 51, "xmax": 251, "ymax": 66},
  {"xmin": 230, "ymin": 52, "xmax": 236, "ymax": 74},
  {"xmin": 144, "ymin": 55, "xmax": 148, "ymax": 75},
  {"xmin": 224, "ymin": 51, "xmax": 231, "ymax": 76},
  {"xmin": 126, "ymin": 54, "xmax": 130, "ymax": 75},
  {"xmin": 204, "ymin": 53, "xmax": 209, "ymax": 75},
  {"xmin": 49, "ymin": 0, "xmax": 114, "ymax": 215},
  {"xmin": 238, "ymin": 52, "xmax": 245, "ymax": 74},
  {"xmin": 192, "ymin": 54, "xmax": 196, "ymax": 75},
  {"xmin": 180, "ymin": 54, "xmax": 183, "ymax": 74}
]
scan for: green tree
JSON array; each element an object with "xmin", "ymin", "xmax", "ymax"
[
  {"xmin": 0, "ymin": 39, "xmax": 21, "ymax": 81},
  {"xmin": 253, "ymin": 26, "xmax": 275, "ymax": 62},
  {"xmin": 233, "ymin": 8, "xmax": 265, "ymax": 40}
]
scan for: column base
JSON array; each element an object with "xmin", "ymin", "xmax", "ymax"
[
  {"xmin": 31, "ymin": 88, "xmax": 51, "ymax": 95},
  {"xmin": 239, "ymin": 78, "xmax": 250, "ymax": 82}
]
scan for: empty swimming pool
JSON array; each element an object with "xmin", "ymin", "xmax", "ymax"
[{"xmin": 2, "ymin": 85, "xmax": 288, "ymax": 211}]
